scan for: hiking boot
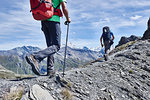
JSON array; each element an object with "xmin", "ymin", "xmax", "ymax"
[
  {"xmin": 25, "ymin": 55, "xmax": 40, "ymax": 75},
  {"xmin": 47, "ymin": 70, "xmax": 55, "ymax": 78}
]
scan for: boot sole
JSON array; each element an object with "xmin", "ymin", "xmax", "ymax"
[{"xmin": 25, "ymin": 56, "xmax": 40, "ymax": 75}]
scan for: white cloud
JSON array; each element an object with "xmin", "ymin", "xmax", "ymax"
[
  {"xmin": 119, "ymin": 21, "xmax": 136, "ymax": 27},
  {"xmin": 130, "ymin": 15, "xmax": 142, "ymax": 20},
  {"xmin": 0, "ymin": 38, "xmax": 45, "ymax": 50},
  {"xmin": 0, "ymin": 1, "xmax": 46, "ymax": 49},
  {"xmin": 0, "ymin": 0, "xmax": 150, "ymax": 50},
  {"xmin": 0, "ymin": 1, "xmax": 40, "ymax": 35},
  {"xmin": 68, "ymin": 38, "xmax": 101, "ymax": 49}
]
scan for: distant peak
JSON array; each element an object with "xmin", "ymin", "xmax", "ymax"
[{"xmin": 83, "ymin": 46, "xmax": 90, "ymax": 51}]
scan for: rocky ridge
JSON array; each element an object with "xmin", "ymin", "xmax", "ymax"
[{"xmin": 0, "ymin": 39, "xmax": 150, "ymax": 100}]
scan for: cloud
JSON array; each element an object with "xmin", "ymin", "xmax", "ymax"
[
  {"xmin": 0, "ymin": 1, "xmax": 46, "ymax": 48},
  {"xmin": 69, "ymin": 0, "xmax": 149, "ymax": 31},
  {"xmin": 0, "ymin": 0, "xmax": 150, "ymax": 50},
  {"xmin": 0, "ymin": 1, "xmax": 41, "ymax": 35},
  {"xmin": 68, "ymin": 0, "xmax": 150, "ymax": 48},
  {"xmin": 130, "ymin": 15, "xmax": 142, "ymax": 20},
  {"xmin": 118, "ymin": 20, "xmax": 136, "ymax": 27},
  {"xmin": 0, "ymin": 38, "xmax": 45, "ymax": 50},
  {"xmin": 68, "ymin": 38, "xmax": 101, "ymax": 49}
]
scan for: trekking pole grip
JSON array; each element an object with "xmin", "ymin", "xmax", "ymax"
[{"xmin": 64, "ymin": 21, "xmax": 69, "ymax": 25}]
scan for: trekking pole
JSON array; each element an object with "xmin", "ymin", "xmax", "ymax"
[{"xmin": 63, "ymin": 21, "xmax": 70, "ymax": 77}]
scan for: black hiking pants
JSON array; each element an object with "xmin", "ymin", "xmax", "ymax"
[
  {"xmin": 33, "ymin": 21, "xmax": 61, "ymax": 72},
  {"xmin": 104, "ymin": 40, "xmax": 111, "ymax": 54}
]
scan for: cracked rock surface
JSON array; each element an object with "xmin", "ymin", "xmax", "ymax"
[{"xmin": 0, "ymin": 40, "xmax": 150, "ymax": 100}]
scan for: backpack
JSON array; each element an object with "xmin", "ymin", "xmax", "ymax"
[
  {"xmin": 102, "ymin": 27, "xmax": 111, "ymax": 41},
  {"xmin": 30, "ymin": 0, "xmax": 63, "ymax": 21}
]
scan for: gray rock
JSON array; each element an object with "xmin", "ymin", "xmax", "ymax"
[
  {"xmin": 22, "ymin": 84, "xmax": 55, "ymax": 100},
  {"xmin": 1, "ymin": 40, "xmax": 150, "ymax": 100},
  {"xmin": 21, "ymin": 93, "xmax": 29, "ymax": 100},
  {"xmin": 116, "ymin": 35, "xmax": 141, "ymax": 48},
  {"xmin": 142, "ymin": 18, "xmax": 150, "ymax": 40}
]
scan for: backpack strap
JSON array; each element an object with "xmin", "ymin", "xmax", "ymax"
[
  {"xmin": 54, "ymin": 0, "xmax": 61, "ymax": 12},
  {"xmin": 53, "ymin": 0, "xmax": 63, "ymax": 17},
  {"xmin": 30, "ymin": 0, "xmax": 53, "ymax": 12}
]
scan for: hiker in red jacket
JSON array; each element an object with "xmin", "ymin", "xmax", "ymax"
[{"xmin": 26, "ymin": 0, "xmax": 71, "ymax": 77}]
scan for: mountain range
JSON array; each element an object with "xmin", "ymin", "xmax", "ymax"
[{"xmin": 0, "ymin": 46, "xmax": 103, "ymax": 74}]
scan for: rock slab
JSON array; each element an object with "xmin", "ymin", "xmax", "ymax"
[{"xmin": 142, "ymin": 18, "xmax": 150, "ymax": 40}]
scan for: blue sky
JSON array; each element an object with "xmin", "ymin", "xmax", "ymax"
[{"xmin": 0, "ymin": 0, "xmax": 150, "ymax": 50}]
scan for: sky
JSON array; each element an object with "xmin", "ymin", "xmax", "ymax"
[{"xmin": 0, "ymin": 0, "xmax": 150, "ymax": 50}]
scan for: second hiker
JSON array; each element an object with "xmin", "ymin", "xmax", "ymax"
[
  {"xmin": 100, "ymin": 26, "xmax": 115, "ymax": 60},
  {"xmin": 26, "ymin": 0, "xmax": 71, "ymax": 77}
]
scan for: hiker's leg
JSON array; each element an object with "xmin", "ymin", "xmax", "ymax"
[
  {"xmin": 47, "ymin": 21, "xmax": 61, "ymax": 71},
  {"xmin": 33, "ymin": 45, "xmax": 59, "ymax": 61},
  {"xmin": 104, "ymin": 41, "xmax": 109, "ymax": 54},
  {"xmin": 45, "ymin": 21, "xmax": 61, "ymax": 49},
  {"xmin": 41, "ymin": 21, "xmax": 54, "ymax": 71},
  {"xmin": 51, "ymin": 22, "xmax": 61, "ymax": 47},
  {"xmin": 47, "ymin": 55, "xmax": 54, "ymax": 72},
  {"xmin": 42, "ymin": 21, "xmax": 52, "ymax": 47},
  {"xmin": 108, "ymin": 40, "xmax": 112, "ymax": 50},
  {"xmin": 33, "ymin": 21, "xmax": 60, "ymax": 62},
  {"xmin": 105, "ymin": 48, "xmax": 107, "ymax": 54},
  {"xmin": 104, "ymin": 41, "xmax": 109, "ymax": 61},
  {"xmin": 31, "ymin": 21, "xmax": 50, "ymax": 62}
]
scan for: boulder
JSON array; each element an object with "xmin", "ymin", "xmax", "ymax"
[
  {"xmin": 115, "ymin": 35, "xmax": 141, "ymax": 48},
  {"xmin": 29, "ymin": 84, "xmax": 54, "ymax": 100},
  {"xmin": 142, "ymin": 18, "xmax": 150, "ymax": 40}
]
